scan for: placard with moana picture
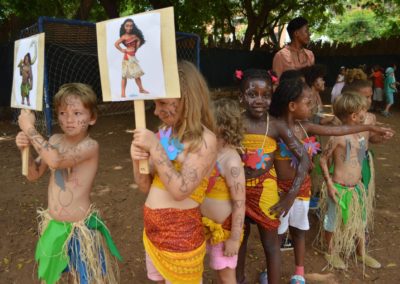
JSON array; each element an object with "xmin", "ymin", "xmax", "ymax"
[{"xmin": 97, "ymin": 7, "xmax": 180, "ymax": 101}]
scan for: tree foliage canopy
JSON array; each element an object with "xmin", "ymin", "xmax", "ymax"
[
  {"xmin": 4, "ymin": 0, "xmax": 399, "ymax": 50},
  {"xmin": 315, "ymin": 1, "xmax": 400, "ymax": 46}
]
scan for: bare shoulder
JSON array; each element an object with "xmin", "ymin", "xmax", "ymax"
[
  {"xmin": 201, "ymin": 127, "xmax": 217, "ymax": 151},
  {"xmin": 365, "ymin": 112, "xmax": 376, "ymax": 125},
  {"xmin": 222, "ymin": 147, "xmax": 242, "ymax": 169},
  {"xmin": 79, "ymin": 136, "xmax": 99, "ymax": 151},
  {"xmin": 49, "ymin": 134, "xmax": 63, "ymax": 145},
  {"xmin": 268, "ymin": 117, "xmax": 287, "ymax": 137}
]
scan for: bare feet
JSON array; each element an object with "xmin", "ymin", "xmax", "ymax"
[{"xmin": 139, "ymin": 89, "xmax": 149, "ymax": 94}]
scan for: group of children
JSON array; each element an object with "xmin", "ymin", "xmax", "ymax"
[{"xmin": 16, "ymin": 60, "xmax": 394, "ymax": 284}]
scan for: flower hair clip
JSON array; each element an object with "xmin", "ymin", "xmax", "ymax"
[
  {"xmin": 235, "ymin": 70, "xmax": 244, "ymax": 80},
  {"xmin": 268, "ymin": 70, "xmax": 279, "ymax": 84}
]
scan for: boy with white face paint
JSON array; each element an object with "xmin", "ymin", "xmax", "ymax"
[
  {"xmin": 319, "ymin": 93, "xmax": 393, "ymax": 270},
  {"xmin": 16, "ymin": 83, "xmax": 121, "ymax": 283}
]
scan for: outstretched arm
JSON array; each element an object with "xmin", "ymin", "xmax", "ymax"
[
  {"xmin": 223, "ymin": 154, "xmax": 245, "ymax": 257},
  {"xmin": 133, "ymin": 128, "xmax": 217, "ymax": 201},
  {"xmin": 319, "ymin": 137, "xmax": 339, "ymax": 203},
  {"xmin": 18, "ymin": 110, "xmax": 98, "ymax": 169},
  {"xmin": 270, "ymin": 121, "xmax": 310, "ymax": 217},
  {"xmin": 303, "ymin": 121, "xmax": 394, "ymax": 138}
]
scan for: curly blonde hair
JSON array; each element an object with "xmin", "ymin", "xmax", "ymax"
[
  {"xmin": 345, "ymin": 68, "xmax": 367, "ymax": 84},
  {"xmin": 213, "ymin": 98, "xmax": 243, "ymax": 147}
]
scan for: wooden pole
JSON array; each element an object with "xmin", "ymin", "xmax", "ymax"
[
  {"xmin": 22, "ymin": 147, "xmax": 29, "ymax": 176},
  {"xmin": 134, "ymin": 100, "xmax": 149, "ymax": 174}
]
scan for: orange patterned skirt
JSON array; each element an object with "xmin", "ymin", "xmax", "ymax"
[
  {"xmin": 278, "ymin": 174, "xmax": 311, "ymax": 201},
  {"xmin": 143, "ymin": 205, "xmax": 205, "ymax": 283}
]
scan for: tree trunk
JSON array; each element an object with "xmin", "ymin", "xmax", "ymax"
[
  {"xmin": 74, "ymin": 0, "xmax": 94, "ymax": 20},
  {"xmin": 148, "ymin": 0, "xmax": 174, "ymax": 9},
  {"xmin": 99, "ymin": 0, "xmax": 120, "ymax": 19}
]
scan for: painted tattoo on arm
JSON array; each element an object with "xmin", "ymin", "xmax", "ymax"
[
  {"xmin": 281, "ymin": 127, "xmax": 310, "ymax": 194},
  {"xmin": 319, "ymin": 137, "xmax": 336, "ymax": 182},
  {"xmin": 226, "ymin": 160, "xmax": 246, "ymax": 241}
]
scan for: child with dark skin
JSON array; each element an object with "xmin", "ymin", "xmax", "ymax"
[
  {"xmin": 235, "ymin": 69, "xmax": 310, "ymax": 284},
  {"xmin": 269, "ymin": 78, "xmax": 393, "ymax": 282}
]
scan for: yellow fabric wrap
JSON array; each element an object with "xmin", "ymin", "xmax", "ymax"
[
  {"xmin": 206, "ymin": 175, "xmax": 230, "ymax": 201},
  {"xmin": 152, "ymin": 161, "xmax": 208, "ymax": 204},
  {"xmin": 143, "ymin": 230, "xmax": 205, "ymax": 284},
  {"xmin": 242, "ymin": 134, "xmax": 277, "ymax": 153},
  {"xmin": 202, "ymin": 217, "xmax": 231, "ymax": 245}
]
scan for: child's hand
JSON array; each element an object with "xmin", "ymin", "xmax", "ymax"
[
  {"xmin": 383, "ymin": 129, "xmax": 395, "ymax": 140},
  {"xmin": 132, "ymin": 128, "xmax": 158, "ymax": 152},
  {"xmin": 370, "ymin": 126, "xmax": 395, "ymax": 136},
  {"xmin": 130, "ymin": 142, "xmax": 149, "ymax": 161},
  {"xmin": 270, "ymin": 193, "xmax": 295, "ymax": 217},
  {"xmin": 15, "ymin": 131, "xmax": 30, "ymax": 151},
  {"xmin": 224, "ymin": 238, "xmax": 240, "ymax": 257},
  {"xmin": 327, "ymin": 182, "xmax": 339, "ymax": 203},
  {"xmin": 18, "ymin": 109, "xmax": 36, "ymax": 132}
]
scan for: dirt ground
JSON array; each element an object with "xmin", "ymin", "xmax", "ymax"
[{"xmin": 1, "ymin": 107, "xmax": 400, "ymax": 284}]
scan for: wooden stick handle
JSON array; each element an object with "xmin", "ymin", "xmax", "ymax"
[
  {"xmin": 134, "ymin": 100, "xmax": 149, "ymax": 174},
  {"xmin": 22, "ymin": 147, "xmax": 29, "ymax": 176}
]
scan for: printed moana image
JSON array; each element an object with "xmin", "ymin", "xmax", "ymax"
[{"xmin": 114, "ymin": 19, "xmax": 149, "ymax": 98}]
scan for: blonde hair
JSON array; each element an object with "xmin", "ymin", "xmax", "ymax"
[
  {"xmin": 345, "ymin": 68, "xmax": 367, "ymax": 84},
  {"xmin": 213, "ymin": 98, "xmax": 243, "ymax": 147},
  {"xmin": 333, "ymin": 92, "xmax": 368, "ymax": 121},
  {"xmin": 54, "ymin": 83, "xmax": 98, "ymax": 118},
  {"xmin": 175, "ymin": 61, "xmax": 215, "ymax": 151}
]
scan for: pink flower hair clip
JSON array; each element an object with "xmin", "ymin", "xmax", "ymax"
[
  {"xmin": 235, "ymin": 70, "xmax": 244, "ymax": 80},
  {"xmin": 268, "ymin": 70, "xmax": 279, "ymax": 84}
]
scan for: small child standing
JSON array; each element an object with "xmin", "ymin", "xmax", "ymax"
[
  {"xmin": 270, "ymin": 79, "xmax": 389, "ymax": 283},
  {"xmin": 16, "ymin": 83, "xmax": 121, "ymax": 283},
  {"xmin": 201, "ymin": 98, "xmax": 246, "ymax": 284},
  {"xmin": 331, "ymin": 66, "xmax": 346, "ymax": 103},
  {"xmin": 319, "ymin": 93, "xmax": 383, "ymax": 270},
  {"xmin": 382, "ymin": 67, "xmax": 397, "ymax": 117}
]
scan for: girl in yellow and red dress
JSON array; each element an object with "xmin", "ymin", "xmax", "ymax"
[
  {"xmin": 115, "ymin": 18, "xmax": 148, "ymax": 97},
  {"xmin": 234, "ymin": 69, "xmax": 310, "ymax": 284}
]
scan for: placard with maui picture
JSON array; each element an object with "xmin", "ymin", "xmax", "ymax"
[{"xmin": 11, "ymin": 33, "xmax": 45, "ymax": 110}]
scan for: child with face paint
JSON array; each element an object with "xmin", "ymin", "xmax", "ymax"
[
  {"xmin": 234, "ymin": 69, "xmax": 311, "ymax": 284},
  {"xmin": 319, "ymin": 93, "xmax": 390, "ymax": 270},
  {"xmin": 200, "ymin": 98, "xmax": 246, "ymax": 284},
  {"xmin": 131, "ymin": 61, "xmax": 217, "ymax": 284},
  {"xmin": 16, "ymin": 83, "xmax": 121, "ymax": 283},
  {"xmin": 269, "ymin": 78, "xmax": 393, "ymax": 282}
]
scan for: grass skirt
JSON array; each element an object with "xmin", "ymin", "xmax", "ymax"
[
  {"xmin": 316, "ymin": 182, "xmax": 374, "ymax": 266},
  {"xmin": 35, "ymin": 208, "xmax": 121, "ymax": 284}
]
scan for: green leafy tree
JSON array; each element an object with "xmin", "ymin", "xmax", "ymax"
[
  {"xmin": 0, "ymin": 0, "xmax": 346, "ymax": 50},
  {"xmin": 322, "ymin": 9, "xmax": 384, "ymax": 46}
]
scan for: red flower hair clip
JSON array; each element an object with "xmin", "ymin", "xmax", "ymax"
[
  {"xmin": 268, "ymin": 70, "xmax": 279, "ymax": 84},
  {"xmin": 235, "ymin": 70, "xmax": 244, "ymax": 80}
]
